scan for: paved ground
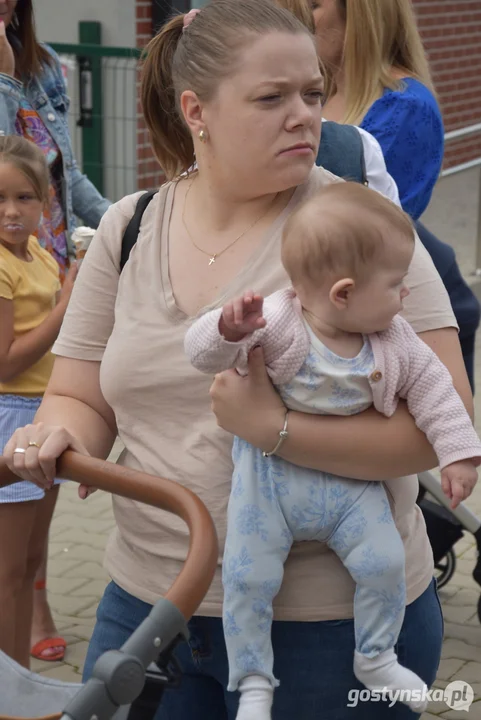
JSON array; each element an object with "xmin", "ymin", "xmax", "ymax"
[{"xmin": 31, "ymin": 172, "xmax": 481, "ymax": 715}]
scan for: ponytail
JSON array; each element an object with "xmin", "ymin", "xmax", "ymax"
[{"xmin": 141, "ymin": 15, "xmax": 195, "ymax": 180}]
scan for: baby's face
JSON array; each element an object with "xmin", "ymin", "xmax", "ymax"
[
  {"xmin": 295, "ymin": 239, "xmax": 413, "ymax": 335},
  {"xmin": 346, "ymin": 263, "xmax": 411, "ymax": 334}
]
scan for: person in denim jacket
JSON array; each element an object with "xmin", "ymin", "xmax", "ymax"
[
  {"xmin": 0, "ymin": 0, "xmax": 110, "ymax": 665},
  {"xmin": 0, "ymin": 0, "xmax": 110, "ymax": 280}
]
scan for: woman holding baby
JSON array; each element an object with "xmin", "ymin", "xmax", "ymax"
[{"xmin": 3, "ymin": 0, "xmax": 475, "ymax": 717}]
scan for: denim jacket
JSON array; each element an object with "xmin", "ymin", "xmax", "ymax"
[{"xmin": 0, "ymin": 44, "xmax": 110, "ymax": 253}]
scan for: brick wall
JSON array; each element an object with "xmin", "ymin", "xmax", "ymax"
[
  {"xmin": 135, "ymin": 0, "xmax": 165, "ymax": 189},
  {"xmin": 415, "ymin": 0, "xmax": 481, "ymax": 169}
]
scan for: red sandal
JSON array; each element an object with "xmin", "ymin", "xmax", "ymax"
[
  {"xmin": 31, "ymin": 580, "xmax": 66, "ymax": 662},
  {"xmin": 31, "ymin": 636, "xmax": 66, "ymax": 662}
]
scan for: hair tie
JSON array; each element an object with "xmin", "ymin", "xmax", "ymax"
[{"xmin": 183, "ymin": 8, "xmax": 201, "ymax": 32}]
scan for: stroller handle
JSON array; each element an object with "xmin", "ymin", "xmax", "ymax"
[{"xmin": 0, "ymin": 452, "xmax": 218, "ymax": 620}]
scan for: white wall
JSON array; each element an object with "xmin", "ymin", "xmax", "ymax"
[{"xmin": 36, "ymin": 0, "xmax": 136, "ymax": 48}]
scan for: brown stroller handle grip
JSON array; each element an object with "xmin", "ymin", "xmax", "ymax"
[{"xmin": 0, "ymin": 452, "xmax": 218, "ymax": 620}]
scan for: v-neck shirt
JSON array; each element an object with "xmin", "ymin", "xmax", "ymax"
[{"xmin": 53, "ymin": 166, "xmax": 457, "ymax": 618}]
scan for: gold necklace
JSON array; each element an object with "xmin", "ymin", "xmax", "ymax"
[{"xmin": 182, "ymin": 176, "xmax": 279, "ymax": 266}]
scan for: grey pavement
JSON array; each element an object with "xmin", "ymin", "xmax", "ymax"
[{"xmin": 33, "ymin": 171, "xmax": 481, "ymax": 716}]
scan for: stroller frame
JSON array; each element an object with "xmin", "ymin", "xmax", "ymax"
[{"xmin": 0, "ymin": 453, "xmax": 219, "ymax": 720}]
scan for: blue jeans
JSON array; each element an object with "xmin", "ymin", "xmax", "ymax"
[{"xmin": 83, "ymin": 577, "xmax": 443, "ymax": 719}]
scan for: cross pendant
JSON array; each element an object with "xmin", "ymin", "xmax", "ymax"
[{"xmin": 209, "ymin": 255, "xmax": 216, "ymax": 266}]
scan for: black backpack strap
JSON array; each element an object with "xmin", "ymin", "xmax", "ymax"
[
  {"xmin": 316, "ymin": 122, "xmax": 368, "ymax": 186},
  {"xmin": 120, "ymin": 190, "xmax": 157, "ymax": 272}
]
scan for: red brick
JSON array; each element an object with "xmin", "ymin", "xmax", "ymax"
[
  {"xmin": 413, "ymin": 0, "xmax": 481, "ymax": 167},
  {"xmin": 136, "ymin": 5, "xmax": 151, "ymax": 20}
]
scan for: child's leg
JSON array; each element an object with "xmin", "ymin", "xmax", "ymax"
[
  {"xmin": 223, "ymin": 441, "xmax": 293, "ymax": 720},
  {"xmin": 327, "ymin": 481, "xmax": 428, "ymax": 714},
  {"xmin": 0, "ymin": 500, "xmax": 37, "ymax": 665},
  {"xmin": 32, "ymin": 529, "xmax": 65, "ymax": 660},
  {"xmin": 18, "ymin": 486, "xmax": 60, "ymax": 667}
]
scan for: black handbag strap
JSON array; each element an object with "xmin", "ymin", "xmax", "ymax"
[{"xmin": 119, "ymin": 190, "xmax": 157, "ymax": 272}]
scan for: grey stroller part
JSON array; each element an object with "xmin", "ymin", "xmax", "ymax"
[
  {"xmin": 0, "ymin": 651, "xmax": 80, "ymax": 716},
  {"xmin": 0, "ymin": 652, "xmax": 129, "ymax": 720},
  {"xmin": 59, "ymin": 596, "xmax": 188, "ymax": 720}
]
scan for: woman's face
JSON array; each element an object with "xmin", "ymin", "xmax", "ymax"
[
  {"xmin": 311, "ymin": 0, "xmax": 346, "ymax": 70},
  {"xmin": 198, "ymin": 31, "xmax": 324, "ymax": 196},
  {"xmin": 0, "ymin": 0, "xmax": 17, "ymax": 28}
]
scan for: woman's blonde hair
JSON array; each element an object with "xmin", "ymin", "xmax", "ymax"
[
  {"xmin": 325, "ymin": 0, "xmax": 435, "ymax": 124},
  {"xmin": 0, "ymin": 135, "xmax": 49, "ymax": 202},
  {"xmin": 140, "ymin": 0, "xmax": 313, "ymax": 180}
]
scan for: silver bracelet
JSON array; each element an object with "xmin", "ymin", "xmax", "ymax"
[{"xmin": 262, "ymin": 410, "xmax": 289, "ymax": 458}]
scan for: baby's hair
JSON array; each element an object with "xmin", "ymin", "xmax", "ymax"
[
  {"xmin": 0, "ymin": 135, "xmax": 49, "ymax": 203},
  {"xmin": 281, "ymin": 181, "xmax": 415, "ymax": 287}
]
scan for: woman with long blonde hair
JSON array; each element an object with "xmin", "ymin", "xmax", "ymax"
[
  {"xmin": 278, "ymin": 0, "xmax": 480, "ymax": 392},
  {"xmin": 311, "ymin": 0, "xmax": 441, "ymax": 216}
]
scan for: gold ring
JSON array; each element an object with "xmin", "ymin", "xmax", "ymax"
[{"xmin": 28, "ymin": 441, "xmax": 41, "ymax": 449}]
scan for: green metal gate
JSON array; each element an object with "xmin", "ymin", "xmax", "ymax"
[{"xmin": 51, "ymin": 24, "xmax": 147, "ymax": 203}]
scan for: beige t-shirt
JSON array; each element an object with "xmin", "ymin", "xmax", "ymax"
[{"xmin": 53, "ymin": 167, "xmax": 457, "ymax": 620}]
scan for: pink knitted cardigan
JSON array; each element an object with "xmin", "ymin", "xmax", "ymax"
[{"xmin": 185, "ymin": 288, "xmax": 481, "ymax": 471}]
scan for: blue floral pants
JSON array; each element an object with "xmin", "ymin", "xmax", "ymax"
[{"xmin": 222, "ymin": 438, "xmax": 406, "ymax": 691}]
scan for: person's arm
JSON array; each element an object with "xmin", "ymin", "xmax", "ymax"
[
  {"xmin": 70, "ymin": 164, "xmax": 111, "ymax": 228},
  {"xmin": 389, "ymin": 319, "xmax": 481, "ymax": 470},
  {"xmin": 0, "ymin": 264, "xmax": 77, "ymax": 383},
  {"xmin": 36, "ymin": 357, "xmax": 118, "ymax": 462},
  {"xmin": 210, "ymin": 327, "xmax": 472, "ymax": 481},
  {"xmin": 360, "ymin": 87, "xmax": 444, "ymax": 219},
  {"xmin": 0, "ymin": 22, "xmax": 22, "ymax": 133},
  {"xmin": 45, "ymin": 44, "xmax": 111, "ymax": 228},
  {"xmin": 185, "ymin": 306, "xmax": 257, "ymax": 374},
  {"xmin": 3, "ymin": 355, "xmax": 117, "ymax": 492},
  {"xmin": 2, "ymin": 197, "xmax": 136, "ymax": 489},
  {"xmin": 185, "ymin": 290, "xmax": 304, "ymax": 381}
]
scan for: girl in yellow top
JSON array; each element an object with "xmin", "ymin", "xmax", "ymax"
[{"xmin": 0, "ymin": 135, "xmax": 76, "ymax": 668}]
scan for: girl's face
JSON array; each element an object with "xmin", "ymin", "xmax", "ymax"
[
  {"xmin": 192, "ymin": 31, "xmax": 324, "ymax": 196},
  {"xmin": 311, "ymin": 0, "xmax": 346, "ymax": 70},
  {"xmin": 0, "ymin": 163, "xmax": 43, "ymax": 249},
  {"xmin": 0, "ymin": 0, "xmax": 18, "ymax": 28}
]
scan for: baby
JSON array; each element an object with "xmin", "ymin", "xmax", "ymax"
[{"xmin": 185, "ymin": 182, "xmax": 481, "ymax": 719}]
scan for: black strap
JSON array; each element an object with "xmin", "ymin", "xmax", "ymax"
[{"xmin": 120, "ymin": 190, "xmax": 157, "ymax": 272}]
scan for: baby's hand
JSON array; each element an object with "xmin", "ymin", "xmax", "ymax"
[
  {"xmin": 441, "ymin": 460, "xmax": 478, "ymax": 509},
  {"xmin": 219, "ymin": 291, "xmax": 266, "ymax": 342}
]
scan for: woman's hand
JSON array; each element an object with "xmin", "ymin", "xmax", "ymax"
[
  {"xmin": 3, "ymin": 422, "xmax": 90, "ymax": 491},
  {"xmin": 0, "ymin": 21, "xmax": 15, "ymax": 77},
  {"xmin": 58, "ymin": 262, "xmax": 79, "ymax": 308},
  {"xmin": 210, "ymin": 346, "xmax": 286, "ymax": 450}
]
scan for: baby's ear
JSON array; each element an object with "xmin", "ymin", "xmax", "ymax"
[{"xmin": 329, "ymin": 278, "xmax": 355, "ymax": 310}]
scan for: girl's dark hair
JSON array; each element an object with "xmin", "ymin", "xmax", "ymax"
[
  {"xmin": 140, "ymin": 0, "xmax": 313, "ymax": 180},
  {"xmin": 0, "ymin": 135, "xmax": 49, "ymax": 202},
  {"xmin": 7, "ymin": 0, "xmax": 52, "ymax": 77}
]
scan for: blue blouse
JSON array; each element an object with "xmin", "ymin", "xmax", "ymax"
[{"xmin": 360, "ymin": 78, "xmax": 444, "ymax": 220}]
